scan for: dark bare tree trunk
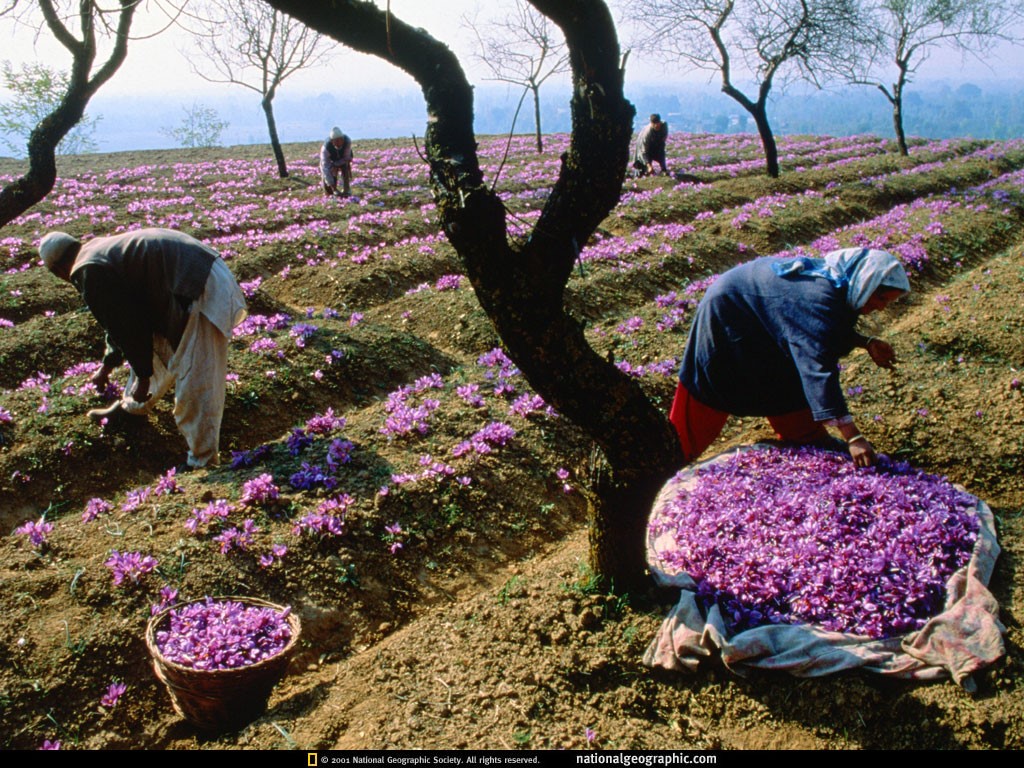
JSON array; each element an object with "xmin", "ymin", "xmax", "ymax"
[
  {"xmin": 892, "ymin": 90, "xmax": 908, "ymax": 156},
  {"xmin": 891, "ymin": 71, "xmax": 909, "ymax": 156},
  {"xmin": 877, "ymin": 74, "xmax": 909, "ymax": 157},
  {"xmin": 0, "ymin": 114, "xmax": 66, "ymax": 227},
  {"xmin": 262, "ymin": 92, "xmax": 289, "ymax": 177},
  {"xmin": 261, "ymin": 0, "xmax": 683, "ymax": 590},
  {"xmin": 0, "ymin": 1, "xmax": 136, "ymax": 229},
  {"xmin": 722, "ymin": 83, "xmax": 780, "ymax": 178},
  {"xmin": 750, "ymin": 103, "xmax": 780, "ymax": 178},
  {"xmin": 531, "ymin": 82, "xmax": 543, "ymax": 153}
]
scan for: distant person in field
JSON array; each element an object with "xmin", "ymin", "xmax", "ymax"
[
  {"xmin": 320, "ymin": 126, "xmax": 353, "ymax": 197},
  {"xmin": 670, "ymin": 248, "xmax": 911, "ymax": 468},
  {"xmin": 633, "ymin": 113, "xmax": 669, "ymax": 176},
  {"xmin": 40, "ymin": 228, "xmax": 247, "ymax": 469}
]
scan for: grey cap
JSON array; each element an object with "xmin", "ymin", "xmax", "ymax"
[{"xmin": 39, "ymin": 232, "xmax": 80, "ymax": 272}]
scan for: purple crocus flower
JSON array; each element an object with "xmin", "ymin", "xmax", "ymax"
[
  {"xmin": 104, "ymin": 550, "xmax": 158, "ymax": 586},
  {"xmin": 14, "ymin": 518, "xmax": 54, "ymax": 549},
  {"xmin": 154, "ymin": 598, "xmax": 293, "ymax": 671},
  {"xmin": 100, "ymin": 681, "xmax": 127, "ymax": 709}
]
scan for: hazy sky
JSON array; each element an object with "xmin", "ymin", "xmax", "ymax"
[
  {"xmin": 3, "ymin": 0, "xmax": 545, "ymax": 97},
  {"xmin": 5, "ymin": 0, "xmax": 1020, "ymax": 102},
  {"xmin": 3, "ymin": 0, "xmax": 1023, "ymax": 153}
]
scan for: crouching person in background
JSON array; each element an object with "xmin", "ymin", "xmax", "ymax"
[{"xmin": 321, "ymin": 126, "xmax": 353, "ymax": 197}]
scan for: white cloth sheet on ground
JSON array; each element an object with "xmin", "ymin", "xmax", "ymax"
[{"xmin": 642, "ymin": 445, "xmax": 1005, "ymax": 690}]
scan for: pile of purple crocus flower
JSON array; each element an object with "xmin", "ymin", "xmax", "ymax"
[
  {"xmin": 154, "ymin": 597, "xmax": 293, "ymax": 671},
  {"xmin": 650, "ymin": 446, "xmax": 980, "ymax": 639}
]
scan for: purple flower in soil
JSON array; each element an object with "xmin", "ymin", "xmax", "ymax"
[
  {"xmin": 508, "ymin": 393, "xmax": 547, "ymax": 418},
  {"xmin": 434, "ymin": 273, "xmax": 462, "ymax": 291},
  {"xmin": 14, "ymin": 517, "xmax": 54, "ymax": 549},
  {"xmin": 214, "ymin": 519, "xmax": 260, "ymax": 554},
  {"xmin": 413, "ymin": 372, "xmax": 445, "ymax": 392},
  {"xmin": 120, "ymin": 485, "xmax": 151, "ymax": 512},
  {"xmin": 240, "ymin": 473, "xmax": 279, "ymax": 506},
  {"xmin": 248, "ymin": 337, "xmax": 279, "ymax": 356},
  {"xmin": 82, "ymin": 497, "xmax": 113, "ymax": 523},
  {"xmin": 100, "ymin": 681, "xmax": 127, "ymax": 709},
  {"xmin": 0, "ymin": 406, "xmax": 12, "ymax": 424},
  {"xmin": 384, "ymin": 522, "xmax": 405, "ymax": 554},
  {"xmin": 185, "ymin": 499, "xmax": 234, "ymax": 534},
  {"xmin": 616, "ymin": 316, "xmax": 644, "ymax": 335},
  {"xmin": 477, "ymin": 347, "xmax": 521, "ymax": 396},
  {"xmin": 239, "ymin": 276, "xmax": 262, "ymax": 297},
  {"xmin": 154, "ymin": 598, "xmax": 293, "ymax": 671},
  {"xmin": 585, "ymin": 727, "xmax": 596, "ymax": 744},
  {"xmin": 456, "ymin": 383, "xmax": 485, "ymax": 408},
  {"xmin": 154, "ymin": 467, "xmax": 180, "ymax": 496},
  {"xmin": 1011, "ymin": 378, "xmax": 1021, "ymax": 391},
  {"xmin": 454, "ymin": 421, "xmax": 517, "ymax": 457},
  {"xmin": 305, "ymin": 407, "xmax": 346, "ymax": 435},
  {"xmin": 151, "ymin": 585, "xmax": 179, "ymax": 615},
  {"xmin": 289, "ymin": 322, "xmax": 318, "ymax": 348},
  {"xmin": 348, "ymin": 312, "xmax": 364, "ymax": 327},
  {"xmin": 104, "ymin": 550, "xmax": 158, "ymax": 586},
  {"xmin": 292, "ymin": 496, "xmax": 350, "ymax": 538},
  {"xmin": 259, "ymin": 543, "xmax": 289, "ymax": 568},
  {"xmin": 556, "ymin": 467, "xmax": 573, "ymax": 494},
  {"xmin": 326, "ymin": 439, "xmax": 355, "ymax": 471},
  {"xmin": 286, "ymin": 427, "xmax": 314, "ymax": 456},
  {"xmin": 289, "ymin": 463, "xmax": 337, "ymax": 491},
  {"xmin": 39, "ymin": 739, "xmax": 60, "ymax": 750},
  {"xmin": 230, "ymin": 443, "xmax": 272, "ymax": 469}
]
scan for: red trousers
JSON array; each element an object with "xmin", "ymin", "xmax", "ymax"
[{"xmin": 668, "ymin": 382, "xmax": 828, "ymax": 463}]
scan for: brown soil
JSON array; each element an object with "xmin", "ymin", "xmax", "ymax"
[{"xmin": 0, "ymin": 139, "xmax": 1022, "ymax": 751}]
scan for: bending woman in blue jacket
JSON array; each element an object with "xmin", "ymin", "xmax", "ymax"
[{"xmin": 671, "ymin": 248, "xmax": 911, "ymax": 468}]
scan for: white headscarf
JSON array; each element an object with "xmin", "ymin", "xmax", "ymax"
[
  {"xmin": 772, "ymin": 248, "xmax": 911, "ymax": 310},
  {"xmin": 39, "ymin": 231, "xmax": 81, "ymax": 271}
]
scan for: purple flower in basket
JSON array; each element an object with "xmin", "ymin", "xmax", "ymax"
[
  {"xmin": 154, "ymin": 598, "xmax": 294, "ymax": 671},
  {"xmin": 649, "ymin": 446, "xmax": 979, "ymax": 639}
]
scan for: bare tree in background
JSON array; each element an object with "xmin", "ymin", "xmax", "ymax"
[
  {"xmin": 260, "ymin": 0, "xmax": 683, "ymax": 589},
  {"xmin": 629, "ymin": 0, "xmax": 863, "ymax": 178},
  {"xmin": 464, "ymin": 0, "xmax": 570, "ymax": 152},
  {"xmin": 0, "ymin": 0, "xmax": 135, "ymax": 228},
  {"xmin": 852, "ymin": 1, "xmax": 1024, "ymax": 156},
  {"xmin": 186, "ymin": 0, "xmax": 332, "ymax": 177}
]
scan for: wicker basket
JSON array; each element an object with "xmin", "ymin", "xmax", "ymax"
[{"xmin": 145, "ymin": 596, "xmax": 301, "ymax": 732}]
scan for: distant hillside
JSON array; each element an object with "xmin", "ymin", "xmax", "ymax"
[{"xmin": 4, "ymin": 78, "xmax": 1024, "ymax": 157}]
